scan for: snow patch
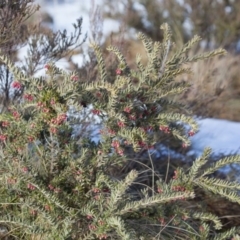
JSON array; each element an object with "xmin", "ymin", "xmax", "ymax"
[{"xmin": 190, "ymin": 118, "xmax": 240, "ymax": 157}]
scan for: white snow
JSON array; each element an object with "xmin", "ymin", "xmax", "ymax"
[
  {"xmin": 189, "ymin": 118, "xmax": 240, "ymax": 176},
  {"xmin": 190, "ymin": 118, "xmax": 240, "ymax": 157}
]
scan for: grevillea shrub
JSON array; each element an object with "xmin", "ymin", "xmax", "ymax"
[{"xmin": 1, "ymin": 23, "xmax": 240, "ymax": 240}]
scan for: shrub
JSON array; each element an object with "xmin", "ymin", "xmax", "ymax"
[
  {"xmin": 102, "ymin": 0, "xmax": 240, "ymax": 121},
  {"xmin": 1, "ymin": 11, "xmax": 240, "ymax": 239}
]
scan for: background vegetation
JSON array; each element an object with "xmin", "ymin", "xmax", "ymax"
[{"xmin": 101, "ymin": 0, "xmax": 240, "ymax": 121}]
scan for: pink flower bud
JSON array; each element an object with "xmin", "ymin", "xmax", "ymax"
[
  {"xmin": 44, "ymin": 64, "xmax": 50, "ymax": 70},
  {"xmin": 92, "ymin": 109, "xmax": 101, "ymax": 115},
  {"xmin": 23, "ymin": 94, "xmax": 34, "ymax": 101},
  {"xmin": 27, "ymin": 183, "xmax": 35, "ymax": 190},
  {"xmin": 48, "ymin": 184, "xmax": 54, "ymax": 190},
  {"xmin": 117, "ymin": 121, "xmax": 125, "ymax": 128},
  {"xmin": 188, "ymin": 130, "xmax": 195, "ymax": 137},
  {"xmin": 116, "ymin": 68, "xmax": 122, "ymax": 75},
  {"xmin": 71, "ymin": 75, "xmax": 78, "ymax": 81},
  {"xmin": 123, "ymin": 107, "xmax": 131, "ymax": 113},
  {"xmin": 159, "ymin": 125, "xmax": 170, "ymax": 134},
  {"xmin": 1, "ymin": 121, "xmax": 10, "ymax": 127},
  {"xmin": 12, "ymin": 81, "xmax": 22, "ymax": 89},
  {"xmin": 0, "ymin": 134, "xmax": 7, "ymax": 141},
  {"xmin": 22, "ymin": 167, "xmax": 28, "ymax": 173}
]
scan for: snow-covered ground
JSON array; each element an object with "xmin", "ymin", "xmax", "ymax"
[
  {"xmin": 189, "ymin": 118, "xmax": 240, "ymax": 157},
  {"xmin": 34, "ymin": 0, "xmax": 240, "ymax": 176}
]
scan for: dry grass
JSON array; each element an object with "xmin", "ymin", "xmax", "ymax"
[
  {"xmin": 177, "ymin": 52, "xmax": 240, "ymax": 121},
  {"xmin": 103, "ymin": 33, "xmax": 240, "ymax": 121}
]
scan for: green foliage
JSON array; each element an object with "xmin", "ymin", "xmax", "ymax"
[{"xmin": 0, "ymin": 20, "xmax": 240, "ymax": 240}]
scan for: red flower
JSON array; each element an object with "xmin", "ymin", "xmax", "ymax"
[
  {"xmin": 96, "ymin": 92, "xmax": 102, "ymax": 98},
  {"xmin": 44, "ymin": 205, "xmax": 51, "ymax": 211},
  {"xmin": 98, "ymin": 220, "xmax": 105, "ymax": 226},
  {"xmin": 93, "ymin": 188, "xmax": 100, "ymax": 193},
  {"xmin": 27, "ymin": 183, "xmax": 35, "ymax": 190},
  {"xmin": 98, "ymin": 234, "xmax": 107, "ymax": 239},
  {"xmin": 37, "ymin": 102, "xmax": 45, "ymax": 108},
  {"xmin": 172, "ymin": 170, "xmax": 178, "ymax": 179},
  {"xmin": 124, "ymin": 107, "xmax": 131, "ymax": 113},
  {"xmin": 199, "ymin": 225, "xmax": 204, "ymax": 232},
  {"xmin": 116, "ymin": 68, "xmax": 122, "ymax": 75},
  {"xmin": 92, "ymin": 109, "xmax": 101, "ymax": 115},
  {"xmin": 0, "ymin": 134, "xmax": 7, "ymax": 141},
  {"xmin": 76, "ymin": 170, "xmax": 82, "ymax": 175},
  {"xmin": 22, "ymin": 167, "xmax": 28, "ymax": 173},
  {"xmin": 43, "ymin": 108, "xmax": 50, "ymax": 113},
  {"xmin": 50, "ymin": 114, "xmax": 67, "ymax": 125},
  {"xmin": 182, "ymin": 143, "xmax": 188, "ymax": 148},
  {"xmin": 49, "ymin": 127, "xmax": 57, "ymax": 134},
  {"xmin": 158, "ymin": 218, "xmax": 165, "ymax": 225},
  {"xmin": 23, "ymin": 94, "xmax": 34, "ymax": 101},
  {"xmin": 30, "ymin": 209, "xmax": 37, "ymax": 216},
  {"xmin": 102, "ymin": 188, "xmax": 110, "ymax": 193},
  {"xmin": 50, "ymin": 99, "xmax": 55, "ymax": 105},
  {"xmin": 111, "ymin": 140, "xmax": 120, "ymax": 148},
  {"xmin": 7, "ymin": 178, "xmax": 17, "ymax": 184},
  {"xmin": 71, "ymin": 75, "xmax": 78, "ymax": 81},
  {"xmin": 172, "ymin": 185, "xmax": 185, "ymax": 192},
  {"xmin": 56, "ymin": 114, "xmax": 67, "ymax": 124},
  {"xmin": 99, "ymin": 129, "xmax": 104, "ymax": 134},
  {"xmin": 44, "ymin": 64, "xmax": 50, "ymax": 70},
  {"xmin": 1, "ymin": 121, "xmax": 10, "ymax": 127},
  {"xmin": 129, "ymin": 115, "xmax": 136, "ymax": 120},
  {"xmin": 28, "ymin": 136, "xmax": 34, "ymax": 142},
  {"xmin": 138, "ymin": 141, "xmax": 146, "ymax": 148},
  {"xmin": 12, "ymin": 81, "xmax": 22, "ymax": 89},
  {"xmin": 48, "ymin": 184, "xmax": 54, "ymax": 190},
  {"xmin": 108, "ymin": 129, "xmax": 116, "ymax": 135},
  {"xmin": 188, "ymin": 130, "xmax": 195, "ymax": 137},
  {"xmin": 117, "ymin": 121, "xmax": 125, "ymax": 128},
  {"xmin": 12, "ymin": 111, "xmax": 20, "ymax": 120},
  {"xmin": 159, "ymin": 125, "xmax": 170, "ymax": 134},
  {"xmin": 88, "ymin": 224, "xmax": 96, "ymax": 230}
]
